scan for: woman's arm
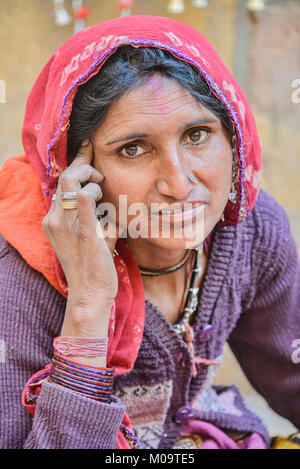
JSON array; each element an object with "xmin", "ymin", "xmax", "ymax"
[
  {"xmin": 228, "ymin": 197, "xmax": 300, "ymax": 430},
  {"xmin": 0, "ymin": 240, "xmax": 125, "ymax": 448}
]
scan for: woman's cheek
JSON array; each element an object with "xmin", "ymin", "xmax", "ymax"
[
  {"xmin": 100, "ymin": 178, "xmax": 149, "ymax": 228},
  {"xmin": 204, "ymin": 162, "xmax": 232, "ymax": 216}
]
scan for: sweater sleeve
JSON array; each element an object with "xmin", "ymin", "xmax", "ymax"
[
  {"xmin": 228, "ymin": 195, "xmax": 300, "ymax": 430},
  {"xmin": 23, "ymin": 381, "xmax": 125, "ymax": 449},
  {"xmin": 0, "ymin": 240, "xmax": 125, "ymax": 448}
]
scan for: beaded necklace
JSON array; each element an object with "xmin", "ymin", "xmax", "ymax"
[
  {"xmin": 138, "ymin": 243, "xmax": 204, "ymax": 337},
  {"xmin": 173, "ymin": 244, "xmax": 203, "ymax": 336},
  {"xmin": 173, "ymin": 244, "xmax": 218, "ymax": 377},
  {"xmin": 137, "ymin": 242, "xmax": 216, "ymax": 377}
]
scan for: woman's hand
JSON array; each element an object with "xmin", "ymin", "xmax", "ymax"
[{"xmin": 41, "ymin": 139, "xmax": 118, "ymax": 343}]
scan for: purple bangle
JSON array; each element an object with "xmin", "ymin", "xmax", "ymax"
[
  {"xmin": 53, "ymin": 352, "xmax": 115, "ymax": 376},
  {"xmin": 50, "ymin": 369, "xmax": 113, "ymax": 394},
  {"xmin": 52, "ymin": 356, "xmax": 114, "ymax": 383},
  {"xmin": 49, "ymin": 376, "xmax": 111, "ymax": 402},
  {"xmin": 49, "ymin": 352, "xmax": 115, "ymax": 402}
]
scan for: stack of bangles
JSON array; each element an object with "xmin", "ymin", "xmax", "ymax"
[{"xmin": 49, "ymin": 336, "xmax": 115, "ymax": 402}]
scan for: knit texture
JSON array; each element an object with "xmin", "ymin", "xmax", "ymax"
[{"xmin": 0, "ymin": 188, "xmax": 299, "ymax": 449}]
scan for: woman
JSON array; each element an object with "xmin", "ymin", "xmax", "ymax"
[{"xmin": 0, "ymin": 15, "xmax": 299, "ymax": 449}]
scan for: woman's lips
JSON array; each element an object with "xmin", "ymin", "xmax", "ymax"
[{"xmin": 154, "ymin": 202, "xmax": 206, "ymax": 225}]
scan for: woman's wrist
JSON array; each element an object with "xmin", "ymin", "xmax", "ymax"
[
  {"xmin": 61, "ymin": 297, "xmax": 115, "ymax": 338},
  {"xmin": 54, "ymin": 297, "xmax": 116, "ymax": 391},
  {"xmin": 66, "ymin": 288, "xmax": 116, "ymax": 314}
]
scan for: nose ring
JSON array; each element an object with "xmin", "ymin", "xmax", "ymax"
[{"xmin": 188, "ymin": 174, "xmax": 198, "ymax": 185}]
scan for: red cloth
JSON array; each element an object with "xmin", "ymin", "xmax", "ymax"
[{"xmin": 0, "ymin": 15, "xmax": 262, "ymax": 448}]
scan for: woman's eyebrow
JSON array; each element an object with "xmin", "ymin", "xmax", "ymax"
[
  {"xmin": 105, "ymin": 133, "xmax": 148, "ymax": 146},
  {"xmin": 182, "ymin": 117, "xmax": 219, "ymax": 130},
  {"xmin": 105, "ymin": 118, "xmax": 218, "ymax": 146}
]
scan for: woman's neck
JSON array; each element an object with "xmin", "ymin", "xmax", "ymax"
[
  {"xmin": 124, "ymin": 238, "xmax": 208, "ymax": 326},
  {"xmin": 124, "ymin": 237, "xmax": 198, "ymax": 296},
  {"xmin": 125, "ymin": 237, "xmax": 190, "ymax": 270}
]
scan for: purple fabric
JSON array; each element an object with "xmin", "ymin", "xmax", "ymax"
[{"xmin": 0, "ymin": 188, "xmax": 299, "ymax": 448}]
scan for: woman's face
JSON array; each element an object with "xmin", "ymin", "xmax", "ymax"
[{"xmin": 91, "ymin": 73, "xmax": 233, "ymax": 250}]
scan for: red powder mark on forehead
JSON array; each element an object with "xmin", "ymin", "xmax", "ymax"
[{"xmin": 145, "ymin": 75, "xmax": 171, "ymax": 117}]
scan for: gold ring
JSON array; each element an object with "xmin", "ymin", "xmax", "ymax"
[
  {"xmin": 62, "ymin": 200, "xmax": 78, "ymax": 210},
  {"xmin": 61, "ymin": 191, "xmax": 78, "ymax": 200}
]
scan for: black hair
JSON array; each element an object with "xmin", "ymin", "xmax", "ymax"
[{"xmin": 67, "ymin": 46, "xmax": 235, "ymax": 164}]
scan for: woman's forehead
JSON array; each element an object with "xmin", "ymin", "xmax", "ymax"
[{"xmin": 100, "ymin": 75, "xmax": 218, "ymax": 127}]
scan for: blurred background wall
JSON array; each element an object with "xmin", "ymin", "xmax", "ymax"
[{"xmin": 0, "ymin": 0, "xmax": 299, "ymax": 437}]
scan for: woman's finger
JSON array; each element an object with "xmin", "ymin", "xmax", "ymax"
[
  {"xmin": 70, "ymin": 139, "xmax": 96, "ymax": 169},
  {"xmin": 59, "ymin": 164, "xmax": 104, "ymax": 192},
  {"xmin": 76, "ymin": 182, "xmax": 103, "ymax": 226},
  {"xmin": 46, "ymin": 139, "xmax": 105, "ymax": 234},
  {"xmin": 80, "ymin": 181, "xmax": 103, "ymax": 201},
  {"xmin": 42, "ymin": 180, "xmax": 63, "ymax": 237},
  {"xmin": 76, "ymin": 183, "xmax": 118, "ymax": 254},
  {"xmin": 76, "ymin": 185, "xmax": 100, "ymax": 233},
  {"xmin": 48, "ymin": 179, "xmax": 62, "ymax": 216},
  {"xmin": 51, "ymin": 139, "xmax": 104, "ymax": 208}
]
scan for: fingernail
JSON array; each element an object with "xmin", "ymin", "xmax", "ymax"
[{"xmin": 81, "ymin": 138, "xmax": 89, "ymax": 147}]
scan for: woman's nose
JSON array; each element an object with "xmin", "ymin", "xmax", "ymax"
[{"xmin": 155, "ymin": 148, "xmax": 192, "ymax": 199}]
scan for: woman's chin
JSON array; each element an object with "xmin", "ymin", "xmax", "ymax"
[{"xmin": 130, "ymin": 234, "xmax": 206, "ymax": 251}]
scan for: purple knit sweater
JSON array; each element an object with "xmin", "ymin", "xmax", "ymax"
[{"xmin": 0, "ymin": 188, "xmax": 299, "ymax": 449}]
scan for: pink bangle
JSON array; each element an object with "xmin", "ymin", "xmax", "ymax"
[{"xmin": 54, "ymin": 336, "xmax": 108, "ymax": 357}]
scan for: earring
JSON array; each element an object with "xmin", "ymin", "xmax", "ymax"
[
  {"xmin": 228, "ymin": 137, "xmax": 239, "ymax": 204},
  {"xmin": 220, "ymin": 211, "xmax": 225, "ymax": 222}
]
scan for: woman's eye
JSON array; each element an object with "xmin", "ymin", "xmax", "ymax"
[
  {"xmin": 183, "ymin": 129, "xmax": 209, "ymax": 145},
  {"xmin": 119, "ymin": 144, "xmax": 144, "ymax": 158}
]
